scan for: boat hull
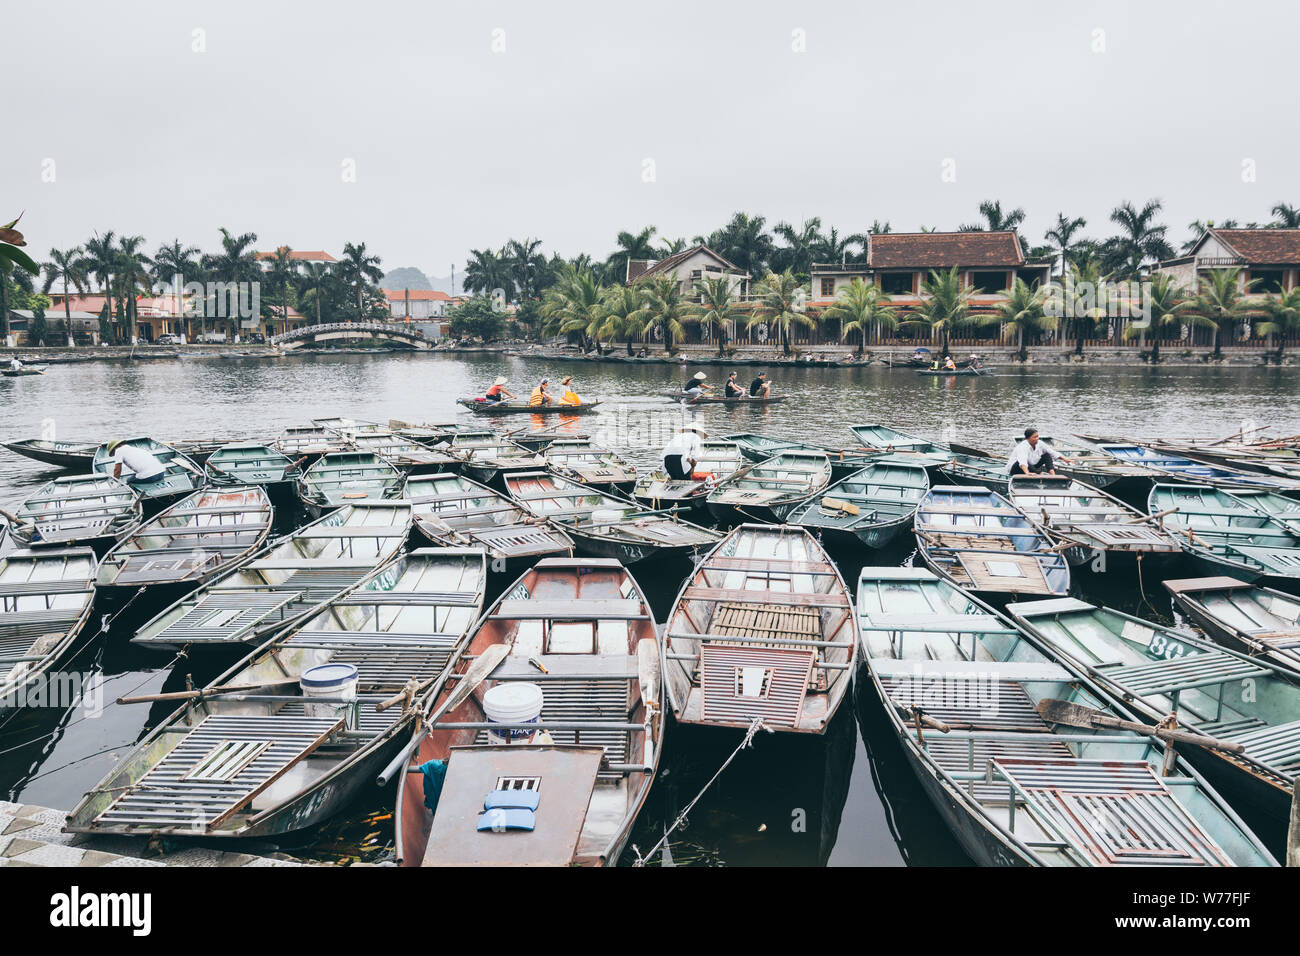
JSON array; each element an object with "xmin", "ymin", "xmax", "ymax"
[{"xmin": 2, "ymin": 441, "xmax": 96, "ymax": 470}]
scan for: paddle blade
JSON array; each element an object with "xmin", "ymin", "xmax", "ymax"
[
  {"xmin": 432, "ymin": 643, "xmax": 510, "ymax": 722},
  {"xmin": 637, "ymin": 637, "xmax": 661, "ymax": 711},
  {"xmin": 1036, "ymin": 698, "xmax": 1101, "ymax": 729}
]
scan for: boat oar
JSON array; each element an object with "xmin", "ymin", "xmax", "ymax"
[
  {"xmin": 374, "ymin": 643, "xmax": 511, "ymax": 787},
  {"xmin": 117, "ymin": 676, "xmax": 302, "ymax": 704},
  {"xmin": 1126, "ymin": 506, "xmax": 1179, "ymax": 525},
  {"xmin": 1036, "ymin": 699, "xmax": 1245, "ymax": 753}
]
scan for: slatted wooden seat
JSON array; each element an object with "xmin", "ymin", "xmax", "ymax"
[
  {"xmin": 470, "ymin": 524, "xmax": 569, "ymax": 558},
  {"xmin": 1219, "ymin": 719, "xmax": 1300, "ymax": 776},
  {"xmin": 1104, "ymin": 651, "xmax": 1269, "ymax": 697},
  {"xmin": 490, "ymin": 598, "xmax": 649, "ymax": 621},
  {"xmin": 284, "ymin": 631, "xmax": 462, "ymax": 690},
  {"xmin": 992, "ymin": 758, "xmax": 1233, "ymax": 866},
  {"xmin": 881, "ymin": 674, "xmax": 1052, "ymax": 732},
  {"xmin": 152, "ymin": 591, "xmax": 305, "ymax": 645},
  {"xmin": 699, "ymin": 644, "xmax": 815, "ymax": 726}
]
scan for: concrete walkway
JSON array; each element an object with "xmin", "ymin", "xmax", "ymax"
[{"xmin": 0, "ymin": 802, "xmax": 304, "ymax": 867}]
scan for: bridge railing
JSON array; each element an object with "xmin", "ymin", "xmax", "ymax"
[{"xmin": 271, "ymin": 321, "xmax": 427, "ymax": 344}]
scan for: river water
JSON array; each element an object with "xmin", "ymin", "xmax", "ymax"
[{"xmin": 1, "ymin": 352, "xmax": 1297, "ymax": 865}]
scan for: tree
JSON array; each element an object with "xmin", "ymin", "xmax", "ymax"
[
  {"xmin": 1260, "ymin": 286, "xmax": 1300, "ymax": 361},
  {"xmin": 1, "ymin": 214, "xmax": 40, "ymax": 341},
  {"xmin": 1106, "ymin": 199, "xmax": 1174, "ymax": 278},
  {"xmin": 689, "ymin": 276, "xmax": 745, "ymax": 356},
  {"xmin": 749, "ymin": 269, "xmax": 813, "ymax": 356},
  {"xmin": 115, "ymin": 235, "xmax": 153, "ymax": 342},
  {"xmin": 504, "ymin": 237, "xmax": 546, "ymax": 302},
  {"xmin": 714, "ymin": 212, "xmax": 774, "ymax": 278},
  {"xmin": 539, "ymin": 265, "xmax": 606, "ymax": 351},
  {"xmin": 202, "ymin": 228, "xmax": 259, "ymax": 337},
  {"xmin": 637, "ymin": 275, "xmax": 690, "ymax": 352},
  {"xmin": 605, "ymin": 227, "xmax": 658, "ymax": 283},
  {"xmin": 448, "ymin": 296, "xmax": 505, "ymax": 341},
  {"xmin": 82, "ymin": 231, "xmax": 118, "ymax": 341},
  {"xmin": 772, "ymin": 218, "xmax": 824, "ymax": 276},
  {"xmin": 994, "ymin": 278, "xmax": 1053, "ymax": 361},
  {"xmin": 822, "ymin": 278, "xmax": 896, "ymax": 354},
  {"xmin": 266, "ymin": 247, "xmax": 297, "ymax": 334},
  {"xmin": 296, "ymin": 262, "xmax": 331, "ymax": 325},
  {"xmin": 464, "ymin": 248, "xmax": 514, "ymax": 302},
  {"xmin": 905, "ymin": 267, "xmax": 974, "ymax": 358},
  {"xmin": 963, "ymin": 199, "xmax": 1026, "ymax": 233},
  {"xmin": 1060, "ymin": 258, "xmax": 1111, "ymax": 355},
  {"xmin": 1044, "ymin": 213, "xmax": 1087, "ymax": 277},
  {"xmin": 338, "ymin": 242, "xmax": 384, "ymax": 322},
  {"xmin": 599, "ymin": 284, "xmax": 648, "ymax": 355},
  {"xmin": 1271, "ymin": 203, "xmax": 1300, "ymax": 228},
  {"xmin": 152, "ymin": 238, "xmax": 201, "ymax": 336},
  {"xmin": 41, "ymin": 246, "xmax": 87, "ymax": 332},
  {"xmin": 1140, "ymin": 273, "xmax": 1192, "ymax": 364},
  {"xmin": 1193, "ymin": 267, "xmax": 1261, "ymax": 359}
]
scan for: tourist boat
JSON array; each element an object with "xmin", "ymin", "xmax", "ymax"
[
  {"xmin": 1, "ymin": 364, "xmax": 48, "ymax": 377},
  {"xmin": 499, "ymin": 423, "xmax": 590, "ymax": 452},
  {"xmin": 97, "ymin": 486, "xmax": 273, "ymax": 596},
  {"xmin": 847, "ymin": 423, "xmax": 953, "ymax": 475},
  {"xmin": 1008, "ymin": 597, "xmax": 1300, "ymax": 826},
  {"xmin": 1230, "ymin": 488, "xmax": 1300, "ymax": 533},
  {"xmin": 1014, "ymin": 436, "xmax": 1150, "ymax": 499},
  {"xmin": 7, "ymin": 474, "xmax": 141, "ymax": 554},
  {"xmin": 271, "ymin": 425, "xmax": 354, "ymax": 458},
  {"xmin": 726, "ymin": 433, "xmax": 873, "ymax": 480},
  {"xmin": 165, "ymin": 437, "xmax": 248, "ymax": 465},
  {"xmin": 0, "ymin": 548, "xmax": 98, "ymax": 731},
  {"xmin": 457, "ymin": 397, "xmax": 602, "ymax": 415},
  {"xmin": 445, "ymin": 431, "xmax": 543, "ymax": 487},
  {"xmin": 663, "ymin": 524, "xmax": 856, "ymax": 734},
  {"xmin": 725, "ymin": 432, "xmax": 802, "ymax": 462},
  {"xmin": 1, "ymin": 437, "xmax": 98, "ymax": 470},
  {"xmin": 297, "ymin": 452, "xmax": 406, "ymax": 516},
  {"xmin": 915, "ymin": 366, "xmax": 985, "ymax": 377},
  {"xmin": 91, "ymin": 437, "xmax": 206, "ymax": 509},
  {"xmin": 1085, "ymin": 440, "xmax": 1300, "ymax": 496},
  {"xmin": 405, "ymin": 472, "xmax": 573, "ymax": 570},
  {"xmin": 664, "ymin": 392, "xmax": 786, "ymax": 406},
  {"xmin": 204, "ymin": 442, "xmax": 305, "ymax": 492},
  {"xmin": 856, "ymin": 566, "xmax": 1275, "ymax": 867},
  {"xmin": 131, "ymin": 501, "xmax": 412, "ymax": 651},
  {"xmin": 787, "ymin": 458, "xmax": 931, "ymax": 549},
  {"xmin": 914, "ymin": 485, "xmax": 1070, "ymax": 602},
  {"xmin": 631, "ymin": 440, "xmax": 747, "ymax": 512},
  {"xmin": 67, "ymin": 548, "xmax": 487, "ymax": 840},
  {"xmin": 347, "ymin": 429, "xmax": 458, "ymax": 473},
  {"xmin": 937, "ymin": 452, "xmax": 1010, "ymax": 493},
  {"xmin": 394, "ymin": 556, "xmax": 662, "ymax": 866},
  {"xmin": 705, "ymin": 450, "xmax": 832, "ymax": 525},
  {"xmin": 1007, "ymin": 474, "xmax": 1181, "ymax": 572},
  {"xmin": 1148, "ymin": 483, "xmax": 1300, "ymax": 592},
  {"xmin": 541, "ymin": 439, "xmax": 636, "ymax": 492},
  {"xmin": 506, "ymin": 470, "xmax": 719, "ymax": 564},
  {"xmin": 1164, "ymin": 577, "xmax": 1300, "ymax": 681}
]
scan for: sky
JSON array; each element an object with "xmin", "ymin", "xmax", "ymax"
[{"xmin": 6, "ymin": 0, "xmax": 1298, "ymax": 283}]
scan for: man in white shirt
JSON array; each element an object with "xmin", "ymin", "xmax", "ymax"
[
  {"xmin": 662, "ymin": 425, "xmax": 707, "ymax": 480},
  {"xmin": 1007, "ymin": 427, "xmax": 1068, "ymax": 476},
  {"xmin": 107, "ymin": 439, "xmax": 167, "ymax": 488},
  {"xmin": 8, "ymin": 357, "xmax": 22, "ymax": 371}
]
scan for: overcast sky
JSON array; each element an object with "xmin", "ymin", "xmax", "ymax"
[{"xmin": 7, "ymin": 0, "xmax": 1297, "ymax": 281}]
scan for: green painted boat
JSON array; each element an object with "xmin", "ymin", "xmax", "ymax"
[
  {"xmin": 446, "ymin": 430, "xmax": 542, "ymax": 486},
  {"xmin": 348, "ymin": 429, "xmax": 457, "ymax": 473},
  {"xmin": 91, "ymin": 437, "xmax": 205, "ymax": 509},
  {"xmin": 724, "ymin": 432, "xmax": 875, "ymax": 479},
  {"xmin": 858, "ymin": 567, "xmax": 1277, "ymax": 867},
  {"xmin": 1149, "ymin": 483, "xmax": 1300, "ymax": 591},
  {"xmin": 706, "ymin": 450, "xmax": 832, "ymax": 525},
  {"xmin": 848, "ymin": 423, "xmax": 951, "ymax": 471},
  {"xmin": 542, "ymin": 438, "xmax": 637, "ymax": 492},
  {"xmin": 1, "ymin": 437, "xmax": 98, "ymax": 470},
  {"xmin": 787, "ymin": 457, "xmax": 930, "ymax": 549},
  {"xmin": 724, "ymin": 432, "xmax": 804, "ymax": 463},
  {"xmin": 297, "ymin": 452, "xmax": 406, "ymax": 515},
  {"xmin": 271, "ymin": 425, "xmax": 353, "ymax": 458},
  {"xmin": 631, "ymin": 440, "xmax": 747, "ymax": 511},
  {"xmin": 205, "ymin": 442, "xmax": 303, "ymax": 488},
  {"xmin": 1165, "ymin": 576, "xmax": 1300, "ymax": 681},
  {"xmin": 1009, "ymin": 596, "xmax": 1300, "ymax": 833},
  {"xmin": 9, "ymin": 473, "xmax": 141, "ymax": 553},
  {"xmin": 1230, "ymin": 488, "xmax": 1300, "ymax": 533}
]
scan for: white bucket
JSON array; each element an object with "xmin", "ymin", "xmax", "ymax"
[
  {"xmin": 483, "ymin": 681, "xmax": 544, "ymax": 745},
  {"xmin": 591, "ymin": 508, "xmax": 622, "ymax": 530},
  {"xmin": 300, "ymin": 663, "xmax": 359, "ymax": 722}
]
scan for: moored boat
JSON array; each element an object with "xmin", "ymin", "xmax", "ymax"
[
  {"xmin": 498, "ymin": 422, "xmax": 590, "ymax": 452},
  {"xmin": 271, "ymin": 425, "xmax": 354, "ymax": 458},
  {"xmin": 67, "ymin": 547, "xmax": 487, "ymax": 840},
  {"xmin": 346, "ymin": 429, "xmax": 457, "ymax": 473},
  {"xmin": 856, "ymin": 566, "xmax": 1275, "ymax": 866},
  {"xmin": 297, "ymin": 452, "xmax": 406, "ymax": 516},
  {"xmin": 91, "ymin": 437, "xmax": 205, "ymax": 509},
  {"xmin": 663, "ymin": 524, "xmax": 856, "ymax": 734},
  {"xmin": 1165, "ymin": 576, "xmax": 1300, "ymax": 680},
  {"xmin": 394, "ymin": 556, "xmax": 662, "ymax": 866},
  {"xmin": 131, "ymin": 501, "xmax": 412, "ymax": 651},
  {"xmin": 1087, "ymin": 440, "xmax": 1300, "ymax": 496},
  {"xmin": 631, "ymin": 440, "xmax": 746, "ymax": 511},
  {"xmin": 1, "ymin": 437, "xmax": 98, "ymax": 470},
  {"xmin": 787, "ymin": 457, "xmax": 930, "ymax": 549},
  {"xmin": 445, "ymin": 430, "xmax": 543, "ymax": 487},
  {"xmin": 6, "ymin": 474, "xmax": 141, "ymax": 554},
  {"xmin": 914, "ymin": 485, "xmax": 1070, "ymax": 602},
  {"xmin": 705, "ymin": 450, "xmax": 832, "ymax": 524},
  {"xmin": 204, "ymin": 442, "xmax": 305, "ymax": 490},
  {"xmin": 541, "ymin": 439, "xmax": 636, "ymax": 492}
]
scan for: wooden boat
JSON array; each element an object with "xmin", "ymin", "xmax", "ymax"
[
  {"xmin": 506, "ymin": 470, "xmax": 719, "ymax": 564},
  {"xmin": 726, "ymin": 432, "xmax": 874, "ymax": 480},
  {"xmin": 937, "ymin": 452, "xmax": 1009, "ymax": 493},
  {"xmin": 131, "ymin": 501, "xmax": 412, "ymax": 651},
  {"xmin": 348, "ymin": 429, "xmax": 457, "ymax": 473},
  {"xmin": 725, "ymin": 432, "xmax": 802, "ymax": 462},
  {"xmin": 663, "ymin": 524, "xmax": 856, "ymax": 734},
  {"xmin": 541, "ymin": 439, "xmax": 636, "ymax": 492},
  {"xmin": 706, "ymin": 450, "xmax": 832, "ymax": 525},
  {"xmin": 1014, "ymin": 437, "xmax": 1149, "ymax": 499},
  {"xmin": 445, "ymin": 430, "xmax": 542, "ymax": 487},
  {"xmin": 664, "ymin": 392, "xmax": 786, "ymax": 406},
  {"xmin": 1, "ymin": 437, "xmax": 98, "ymax": 470},
  {"xmin": 856, "ymin": 567, "xmax": 1276, "ymax": 866},
  {"xmin": 631, "ymin": 440, "xmax": 747, "ymax": 511},
  {"xmin": 1087, "ymin": 441, "xmax": 1300, "ymax": 496},
  {"xmin": 97, "ymin": 486, "xmax": 273, "ymax": 594},
  {"xmin": 1165, "ymin": 577, "xmax": 1300, "ymax": 681},
  {"xmin": 847, "ymin": 423, "xmax": 952, "ymax": 473},
  {"xmin": 498, "ymin": 423, "xmax": 590, "ymax": 452},
  {"xmin": 457, "ymin": 397, "xmax": 602, "ymax": 415},
  {"xmin": 1007, "ymin": 474, "xmax": 1181, "ymax": 572},
  {"xmin": 297, "ymin": 452, "xmax": 406, "ymax": 516},
  {"xmin": 395, "ymin": 556, "xmax": 663, "ymax": 866},
  {"xmin": 270, "ymin": 425, "xmax": 353, "ymax": 457},
  {"xmin": 68, "ymin": 548, "xmax": 487, "ymax": 839},
  {"xmin": 915, "ymin": 366, "xmax": 985, "ymax": 377},
  {"xmin": 405, "ymin": 472, "xmax": 573, "ymax": 569},
  {"xmin": 1230, "ymin": 488, "xmax": 1300, "ymax": 533},
  {"xmin": 7, "ymin": 474, "xmax": 141, "ymax": 554},
  {"xmin": 91, "ymin": 437, "xmax": 205, "ymax": 508},
  {"xmin": 387, "ymin": 419, "xmax": 461, "ymax": 446},
  {"xmin": 1149, "ymin": 483, "xmax": 1300, "ymax": 591},
  {"xmin": 165, "ymin": 437, "xmax": 248, "ymax": 465},
  {"xmin": 1, "ymin": 364, "xmax": 48, "ymax": 377},
  {"xmin": 205, "ymin": 442, "xmax": 304, "ymax": 490},
  {"xmin": 1009, "ymin": 597, "xmax": 1300, "ymax": 826},
  {"xmin": 914, "ymin": 485, "xmax": 1070, "ymax": 602},
  {"xmin": 0, "ymin": 548, "xmax": 97, "ymax": 730},
  {"xmin": 787, "ymin": 458, "xmax": 930, "ymax": 549}
]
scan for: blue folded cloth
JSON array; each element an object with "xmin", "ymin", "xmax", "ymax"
[
  {"xmin": 477, "ymin": 807, "xmax": 536, "ymax": 832},
  {"xmin": 484, "ymin": 789, "xmax": 540, "ymax": 811},
  {"xmin": 418, "ymin": 759, "xmax": 447, "ymax": 812}
]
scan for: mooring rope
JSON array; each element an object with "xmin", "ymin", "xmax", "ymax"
[{"xmin": 631, "ymin": 716, "xmax": 767, "ymax": 866}]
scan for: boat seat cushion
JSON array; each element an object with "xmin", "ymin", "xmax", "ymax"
[
  {"xmin": 477, "ymin": 807, "xmax": 536, "ymax": 832},
  {"xmin": 484, "ymin": 789, "xmax": 540, "ymax": 811}
]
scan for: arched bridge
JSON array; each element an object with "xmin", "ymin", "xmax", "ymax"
[{"xmin": 271, "ymin": 321, "xmax": 434, "ymax": 351}]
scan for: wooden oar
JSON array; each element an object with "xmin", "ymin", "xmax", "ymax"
[
  {"xmin": 1036, "ymin": 698, "xmax": 1245, "ymax": 753},
  {"xmin": 1125, "ymin": 506, "xmax": 1179, "ymax": 525},
  {"xmin": 374, "ymin": 643, "xmax": 511, "ymax": 787},
  {"xmin": 117, "ymin": 676, "xmax": 301, "ymax": 705}
]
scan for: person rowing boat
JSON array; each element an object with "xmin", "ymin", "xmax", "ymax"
[
  {"xmin": 1007, "ymin": 426, "xmax": 1071, "ymax": 476},
  {"xmin": 683, "ymin": 371, "xmax": 711, "ymax": 403},
  {"xmin": 748, "ymin": 371, "xmax": 770, "ymax": 398},
  {"xmin": 484, "ymin": 376, "xmax": 515, "ymax": 405}
]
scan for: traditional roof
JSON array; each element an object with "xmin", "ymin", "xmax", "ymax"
[
  {"xmin": 383, "ymin": 289, "xmax": 453, "ymax": 302},
  {"xmin": 1206, "ymin": 229, "xmax": 1300, "ymax": 265},
  {"xmin": 868, "ymin": 231, "xmax": 1026, "ymax": 269},
  {"xmin": 255, "ymin": 249, "xmax": 338, "ymax": 263},
  {"xmin": 627, "ymin": 245, "xmax": 746, "ymax": 285}
]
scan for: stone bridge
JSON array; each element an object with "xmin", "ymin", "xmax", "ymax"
[{"xmin": 270, "ymin": 321, "xmax": 434, "ymax": 351}]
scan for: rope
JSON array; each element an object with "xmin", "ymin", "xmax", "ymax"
[
  {"xmin": 1134, "ymin": 552, "xmax": 1162, "ymax": 618},
  {"xmin": 632, "ymin": 716, "xmax": 768, "ymax": 866}
]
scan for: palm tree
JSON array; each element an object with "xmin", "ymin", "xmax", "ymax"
[
  {"xmin": 1193, "ymin": 267, "xmax": 1261, "ymax": 359},
  {"xmin": 716, "ymin": 212, "xmax": 774, "ymax": 278},
  {"xmin": 1044, "ymin": 213, "xmax": 1087, "ymax": 277},
  {"xmin": 202, "ymin": 228, "xmax": 259, "ymax": 337},
  {"xmin": 637, "ymin": 275, "xmax": 690, "ymax": 352},
  {"xmin": 82, "ymin": 231, "xmax": 118, "ymax": 341},
  {"xmin": 1142, "ymin": 273, "xmax": 1192, "ymax": 364},
  {"xmin": 338, "ymin": 242, "xmax": 383, "ymax": 321},
  {"xmin": 1260, "ymin": 286, "xmax": 1300, "ymax": 361},
  {"xmin": 463, "ymin": 248, "xmax": 513, "ymax": 302},
  {"xmin": 266, "ymin": 247, "xmax": 297, "ymax": 334},
  {"xmin": 813, "ymin": 226, "xmax": 868, "ymax": 265},
  {"xmin": 297, "ymin": 262, "xmax": 330, "ymax": 326},
  {"xmin": 605, "ymin": 227, "xmax": 658, "ymax": 282},
  {"xmin": 539, "ymin": 266, "xmax": 606, "ymax": 351},
  {"xmin": 823, "ymin": 279, "xmax": 896, "ymax": 354},
  {"xmin": 904, "ymin": 267, "xmax": 974, "ymax": 358},
  {"xmin": 505, "ymin": 238, "xmax": 545, "ymax": 302},
  {"xmin": 657, "ymin": 236, "xmax": 688, "ymax": 257},
  {"xmin": 994, "ymin": 278, "xmax": 1052, "ymax": 362},
  {"xmin": 1062, "ymin": 258, "xmax": 1110, "ymax": 355},
  {"xmin": 974, "ymin": 199, "xmax": 1026, "ymax": 232},
  {"xmin": 689, "ymin": 276, "xmax": 745, "ymax": 356},
  {"xmin": 749, "ymin": 269, "xmax": 813, "ymax": 356},
  {"xmin": 1107, "ymin": 199, "xmax": 1174, "ymax": 278},
  {"xmin": 152, "ymin": 239, "xmax": 201, "ymax": 288},
  {"xmin": 115, "ymin": 235, "xmax": 153, "ymax": 342},
  {"xmin": 1271, "ymin": 203, "xmax": 1300, "ymax": 228},
  {"xmin": 772, "ymin": 218, "xmax": 824, "ymax": 276},
  {"xmin": 41, "ymin": 246, "xmax": 87, "ymax": 333},
  {"xmin": 599, "ymin": 284, "xmax": 648, "ymax": 355}
]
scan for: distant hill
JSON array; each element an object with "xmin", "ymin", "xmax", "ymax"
[
  {"xmin": 425, "ymin": 272, "xmax": 459, "ymax": 295},
  {"xmin": 381, "ymin": 266, "xmax": 433, "ymax": 290}
]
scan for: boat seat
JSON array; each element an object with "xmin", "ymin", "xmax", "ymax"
[
  {"xmin": 0, "ymin": 580, "xmax": 93, "ymax": 598},
  {"xmin": 490, "ymin": 599, "xmax": 649, "ymax": 621},
  {"xmin": 334, "ymin": 590, "xmax": 481, "ymax": 607},
  {"xmin": 147, "ymin": 590, "xmax": 306, "ymax": 645},
  {"xmin": 1219, "ymin": 719, "xmax": 1300, "ymax": 776},
  {"xmin": 1103, "ymin": 651, "xmax": 1270, "ymax": 697},
  {"xmin": 1197, "ymin": 716, "xmax": 1267, "ymax": 737},
  {"xmin": 860, "ymin": 613, "xmax": 1015, "ymax": 634},
  {"xmin": 681, "ymin": 586, "xmax": 849, "ymax": 608},
  {"xmin": 881, "ymin": 673, "xmax": 1050, "ymax": 732}
]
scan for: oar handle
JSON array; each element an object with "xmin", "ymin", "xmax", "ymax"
[{"xmin": 376, "ymin": 729, "xmax": 426, "ymax": 788}]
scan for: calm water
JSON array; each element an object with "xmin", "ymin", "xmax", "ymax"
[{"xmin": 1, "ymin": 353, "xmax": 1297, "ymax": 865}]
